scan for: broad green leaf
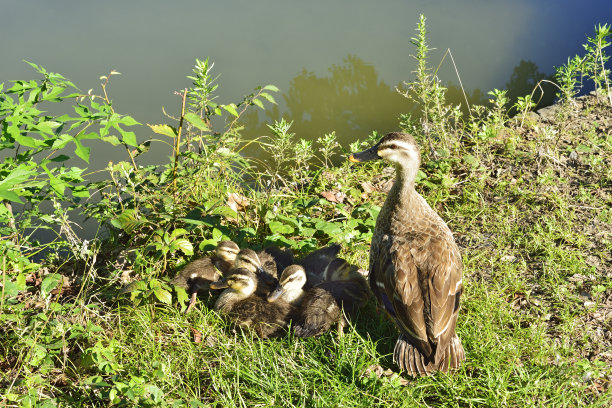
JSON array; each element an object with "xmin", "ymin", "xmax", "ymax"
[
  {"xmin": 212, "ymin": 206, "xmax": 237, "ymax": 219},
  {"xmin": 71, "ymin": 185, "xmax": 90, "ymax": 198},
  {"xmin": 0, "ymin": 163, "xmax": 37, "ymax": 190},
  {"xmin": 268, "ymin": 220, "xmax": 294, "ymax": 235},
  {"xmin": 199, "ymin": 239, "xmax": 218, "ymax": 252},
  {"xmin": 170, "ymin": 228, "xmax": 188, "ymax": 239},
  {"xmin": 173, "ymin": 238, "xmax": 193, "ymax": 255},
  {"xmin": 119, "ymin": 115, "xmax": 140, "ymax": 126},
  {"xmin": 222, "ymin": 104, "xmax": 239, "ymax": 117},
  {"xmin": 184, "ymin": 112, "xmax": 210, "ymax": 131},
  {"xmin": 41, "ymin": 274, "xmax": 62, "ymax": 297},
  {"xmin": 52, "ymin": 134, "xmax": 75, "ymax": 150},
  {"xmin": 263, "ymin": 84, "xmax": 279, "ymax": 92},
  {"xmin": 116, "ymin": 127, "xmax": 137, "ymax": 147},
  {"xmin": 14, "ymin": 133, "xmax": 43, "ymax": 148},
  {"xmin": 50, "ymin": 154, "xmax": 70, "ymax": 162},
  {"xmin": 174, "ymin": 286, "xmax": 189, "ymax": 309},
  {"xmin": 148, "ymin": 124, "xmax": 177, "ymax": 138},
  {"xmin": 153, "ymin": 288, "xmax": 172, "ymax": 305},
  {"xmin": 74, "ymin": 141, "xmax": 91, "ymax": 163}
]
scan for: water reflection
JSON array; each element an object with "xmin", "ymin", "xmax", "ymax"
[{"xmin": 241, "ymin": 55, "xmax": 555, "ymax": 153}]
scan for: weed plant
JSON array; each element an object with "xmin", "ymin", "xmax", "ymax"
[{"xmin": 1, "ymin": 17, "xmax": 611, "ymax": 407}]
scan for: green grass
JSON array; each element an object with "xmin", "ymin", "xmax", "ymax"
[{"xmin": 3, "ymin": 93, "xmax": 611, "ymax": 407}]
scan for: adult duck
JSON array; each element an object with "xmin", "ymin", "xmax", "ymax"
[{"xmin": 349, "ymin": 132, "xmax": 464, "ymax": 376}]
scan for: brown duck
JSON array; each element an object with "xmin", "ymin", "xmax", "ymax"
[
  {"xmin": 170, "ymin": 240, "xmax": 240, "ymax": 313},
  {"xmin": 349, "ymin": 132, "xmax": 464, "ymax": 376}
]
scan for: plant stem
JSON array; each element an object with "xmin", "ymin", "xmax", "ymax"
[{"xmin": 173, "ymin": 89, "xmax": 188, "ymax": 198}]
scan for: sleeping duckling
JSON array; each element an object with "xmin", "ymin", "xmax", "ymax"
[
  {"xmin": 210, "ymin": 268, "xmax": 294, "ymax": 338},
  {"xmin": 298, "ymin": 243, "xmax": 342, "ymax": 287},
  {"xmin": 268, "ymin": 265, "xmax": 343, "ymax": 337},
  {"xmin": 315, "ymin": 258, "xmax": 370, "ymax": 314},
  {"xmin": 231, "ymin": 248, "xmax": 279, "ymax": 295},
  {"xmin": 171, "ymin": 240, "xmax": 240, "ymax": 313}
]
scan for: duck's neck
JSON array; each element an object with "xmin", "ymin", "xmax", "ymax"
[{"xmin": 284, "ymin": 287, "xmax": 305, "ymax": 305}]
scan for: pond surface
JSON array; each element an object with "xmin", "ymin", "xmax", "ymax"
[{"xmin": 2, "ymin": 0, "xmax": 611, "ymax": 169}]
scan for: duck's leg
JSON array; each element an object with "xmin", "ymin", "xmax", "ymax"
[{"xmin": 185, "ymin": 288, "xmax": 199, "ymax": 314}]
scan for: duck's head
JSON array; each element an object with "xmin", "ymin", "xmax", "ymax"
[
  {"xmin": 349, "ymin": 132, "xmax": 420, "ymax": 172},
  {"xmin": 233, "ymin": 248, "xmax": 262, "ymax": 273},
  {"xmin": 233, "ymin": 248, "xmax": 278, "ymax": 286},
  {"xmin": 267, "ymin": 265, "xmax": 307, "ymax": 303},
  {"xmin": 210, "ymin": 268, "xmax": 258, "ymax": 297},
  {"xmin": 216, "ymin": 240, "xmax": 240, "ymax": 264}
]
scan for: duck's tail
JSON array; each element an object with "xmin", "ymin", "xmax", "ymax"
[{"xmin": 393, "ymin": 334, "xmax": 465, "ymax": 376}]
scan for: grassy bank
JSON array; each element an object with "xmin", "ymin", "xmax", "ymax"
[{"xmin": 1, "ymin": 18, "xmax": 611, "ymax": 407}]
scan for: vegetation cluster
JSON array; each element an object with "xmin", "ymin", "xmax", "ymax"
[{"xmin": 1, "ymin": 16, "xmax": 611, "ymax": 407}]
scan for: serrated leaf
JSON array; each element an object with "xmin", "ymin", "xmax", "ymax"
[
  {"xmin": 117, "ymin": 128, "xmax": 137, "ymax": 147},
  {"xmin": 153, "ymin": 288, "xmax": 172, "ymax": 305},
  {"xmin": 222, "ymin": 104, "xmax": 239, "ymax": 117},
  {"xmin": 252, "ymin": 98, "xmax": 265, "ymax": 109},
  {"xmin": 184, "ymin": 112, "xmax": 210, "ymax": 131},
  {"xmin": 41, "ymin": 274, "xmax": 62, "ymax": 297},
  {"xmin": 259, "ymin": 92, "xmax": 276, "ymax": 105},
  {"xmin": 148, "ymin": 124, "xmax": 177, "ymax": 138},
  {"xmin": 263, "ymin": 84, "xmax": 279, "ymax": 92}
]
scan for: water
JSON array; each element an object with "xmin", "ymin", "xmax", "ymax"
[{"xmin": 2, "ymin": 0, "xmax": 611, "ymax": 241}]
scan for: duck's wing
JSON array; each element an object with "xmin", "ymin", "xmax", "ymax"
[
  {"xmin": 171, "ymin": 258, "xmax": 219, "ymax": 289},
  {"xmin": 408, "ymin": 233, "xmax": 463, "ymax": 363}
]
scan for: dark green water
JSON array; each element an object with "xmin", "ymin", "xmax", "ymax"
[{"xmin": 2, "ymin": 0, "xmax": 611, "ymax": 167}]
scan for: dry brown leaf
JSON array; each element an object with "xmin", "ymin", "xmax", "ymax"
[
  {"xmin": 191, "ymin": 327, "xmax": 203, "ymax": 344},
  {"xmin": 227, "ymin": 192, "xmax": 249, "ymax": 212},
  {"xmin": 320, "ymin": 190, "xmax": 346, "ymax": 204}
]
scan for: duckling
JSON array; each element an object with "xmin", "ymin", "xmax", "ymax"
[
  {"xmin": 171, "ymin": 240, "xmax": 240, "ymax": 313},
  {"xmin": 267, "ymin": 265, "xmax": 341, "ymax": 337},
  {"xmin": 259, "ymin": 245, "xmax": 294, "ymax": 276},
  {"xmin": 210, "ymin": 268, "xmax": 294, "ymax": 338},
  {"xmin": 315, "ymin": 258, "xmax": 370, "ymax": 314},
  {"xmin": 231, "ymin": 248, "xmax": 279, "ymax": 295},
  {"xmin": 349, "ymin": 132, "xmax": 464, "ymax": 376},
  {"xmin": 297, "ymin": 243, "xmax": 341, "ymax": 287}
]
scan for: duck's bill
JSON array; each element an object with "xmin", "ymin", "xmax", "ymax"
[
  {"xmin": 267, "ymin": 286, "xmax": 285, "ymax": 302},
  {"xmin": 209, "ymin": 278, "xmax": 229, "ymax": 289},
  {"xmin": 348, "ymin": 146, "xmax": 379, "ymax": 162}
]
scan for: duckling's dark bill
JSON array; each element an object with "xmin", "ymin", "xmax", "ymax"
[
  {"xmin": 267, "ymin": 285, "xmax": 285, "ymax": 302},
  {"xmin": 209, "ymin": 278, "xmax": 229, "ymax": 289},
  {"xmin": 348, "ymin": 147, "xmax": 379, "ymax": 162}
]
